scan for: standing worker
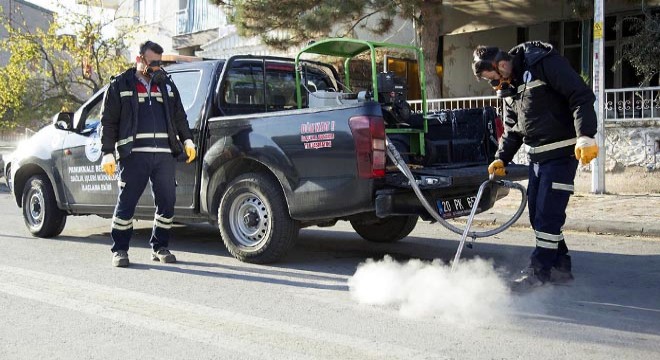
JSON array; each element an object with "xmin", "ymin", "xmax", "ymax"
[
  {"xmin": 471, "ymin": 41, "xmax": 599, "ymax": 291},
  {"xmin": 100, "ymin": 41, "xmax": 196, "ymax": 267}
]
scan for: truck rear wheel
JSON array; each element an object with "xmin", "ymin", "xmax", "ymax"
[
  {"xmin": 350, "ymin": 215, "xmax": 418, "ymax": 243},
  {"xmin": 219, "ymin": 173, "xmax": 299, "ymax": 263},
  {"xmin": 22, "ymin": 175, "xmax": 67, "ymax": 238}
]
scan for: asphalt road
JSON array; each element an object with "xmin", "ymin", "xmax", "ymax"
[{"xmin": 1, "ymin": 185, "xmax": 659, "ymax": 359}]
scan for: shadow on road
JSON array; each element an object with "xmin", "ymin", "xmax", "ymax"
[{"xmin": 126, "ymin": 261, "xmax": 349, "ymax": 291}]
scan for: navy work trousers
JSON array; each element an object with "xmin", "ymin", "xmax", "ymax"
[
  {"xmin": 110, "ymin": 152, "xmax": 176, "ymax": 252},
  {"xmin": 527, "ymin": 155, "xmax": 579, "ymax": 272}
]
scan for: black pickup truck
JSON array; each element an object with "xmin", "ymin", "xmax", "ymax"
[{"xmin": 4, "ymin": 39, "xmax": 526, "ymax": 263}]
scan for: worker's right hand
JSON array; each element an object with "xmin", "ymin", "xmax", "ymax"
[
  {"xmin": 101, "ymin": 153, "xmax": 116, "ymax": 177},
  {"xmin": 488, "ymin": 159, "xmax": 506, "ymax": 177}
]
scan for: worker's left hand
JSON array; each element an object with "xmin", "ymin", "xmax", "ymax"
[
  {"xmin": 574, "ymin": 136, "xmax": 598, "ymax": 165},
  {"xmin": 184, "ymin": 139, "xmax": 196, "ymax": 164}
]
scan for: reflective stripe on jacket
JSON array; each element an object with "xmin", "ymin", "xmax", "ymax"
[
  {"xmin": 496, "ymin": 41, "xmax": 597, "ymax": 163},
  {"xmin": 100, "ymin": 68, "xmax": 192, "ymax": 159}
]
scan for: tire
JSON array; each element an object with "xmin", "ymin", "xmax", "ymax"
[
  {"xmin": 22, "ymin": 175, "xmax": 67, "ymax": 238},
  {"xmin": 218, "ymin": 173, "xmax": 299, "ymax": 263},
  {"xmin": 351, "ymin": 215, "xmax": 418, "ymax": 243}
]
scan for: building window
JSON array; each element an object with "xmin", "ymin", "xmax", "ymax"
[
  {"xmin": 516, "ymin": 27, "xmax": 529, "ymax": 45},
  {"xmin": 134, "ymin": 0, "xmax": 160, "ymax": 24},
  {"xmin": 549, "ymin": 20, "xmax": 583, "ymax": 75},
  {"xmin": 552, "ymin": 10, "xmax": 660, "ymax": 89}
]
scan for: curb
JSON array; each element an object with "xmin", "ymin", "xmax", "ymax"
[{"xmin": 459, "ymin": 212, "xmax": 658, "ymax": 238}]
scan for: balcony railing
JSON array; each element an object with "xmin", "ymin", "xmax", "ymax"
[
  {"xmin": 409, "ymin": 86, "xmax": 660, "ymax": 122},
  {"xmin": 409, "ymin": 96, "xmax": 502, "ymax": 114},
  {"xmin": 605, "ymin": 86, "xmax": 659, "ymax": 121},
  {"xmin": 176, "ymin": 4, "xmax": 222, "ymax": 36}
]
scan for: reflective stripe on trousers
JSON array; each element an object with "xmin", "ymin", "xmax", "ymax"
[
  {"xmin": 527, "ymin": 155, "xmax": 578, "ymax": 271},
  {"xmin": 110, "ymin": 152, "xmax": 176, "ymax": 252}
]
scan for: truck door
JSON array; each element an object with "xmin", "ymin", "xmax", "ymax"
[
  {"xmin": 167, "ymin": 68, "xmax": 209, "ymax": 210},
  {"xmin": 61, "ymin": 90, "xmax": 117, "ymax": 213}
]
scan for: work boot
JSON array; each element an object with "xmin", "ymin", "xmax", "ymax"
[
  {"xmin": 510, "ymin": 267, "xmax": 550, "ymax": 292},
  {"xmin": 551, "ymin": 254, "xmax": 574, "ymax": 284},
  {"xmin": 112, "ymin": 251, "xmax": 129, "ymax": 267},
  {"xmin": 152, "ymin": 248, "xmax": 176, "ymax": 263}
]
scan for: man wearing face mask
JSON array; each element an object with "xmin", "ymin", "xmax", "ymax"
[
  {"xmin": 472, "ymin": 41, "xmax": 599, "ymax": 291},
  {"xmin": 100, "ymin": 40, "xmax": 196, "ymax": 267}
]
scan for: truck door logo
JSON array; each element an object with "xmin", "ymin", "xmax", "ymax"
[{"xmin": 85, "ymin": 123, "xmax": 103, "ymax": 162}]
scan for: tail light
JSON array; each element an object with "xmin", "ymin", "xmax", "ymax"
[
  {"xmin": 349, "ymin": 116, "xmax": 386, "ymax": 178},
  {"xmin": 495, "ymin": 115, "xmax": 505, "ymax": 141}
]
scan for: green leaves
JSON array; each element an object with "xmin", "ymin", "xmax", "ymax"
[
  {"xmin": 217, "ymin": 0, "xmax": 424, "ymax": 49},
  {"xmin": 0, "ymin": 2, "xmax": 131, "ymax": 130},
  {"xmin": 618, "ymin": 12, "xmax": 660, "ymax": 85}
]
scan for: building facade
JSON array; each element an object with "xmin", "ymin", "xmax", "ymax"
[
  {"xmin": 0, "ymin": 0, "xmax": 54, "ymax": 66},
  {"xmin": 97, "ymin": 0, "xmax": 224, "ymax": 58},
  {"xmin": 441, "ymin": 0, "xmax": 660, "ymax": 98}
]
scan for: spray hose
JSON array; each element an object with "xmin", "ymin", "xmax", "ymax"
[{"xmin": 385, "ymin": 137, "xmax": 527, "ymax": 268}]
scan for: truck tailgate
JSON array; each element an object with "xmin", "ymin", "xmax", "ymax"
[
  {"xmin": 376, "ymin": 163, "xmax": 528, "ymax": 219},
  {"xmin": 384, "ymin": 163, "xmax": 528, "ymax": 190}
]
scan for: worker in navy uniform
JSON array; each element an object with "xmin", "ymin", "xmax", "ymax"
[
  {"xmin": 100, "ymin": 41, "xmax": 196, "ymax": 267},
  {"xmin": 472, "ymin": 41, "xmax": 599, "ymax": 291}
]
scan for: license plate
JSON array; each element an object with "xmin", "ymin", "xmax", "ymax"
[{"xmin": 436, "ymin": 195, "xmax": 480, "ymax": 219}]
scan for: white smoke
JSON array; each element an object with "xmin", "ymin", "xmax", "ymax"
[{"xmin": 348, "ymin": 255, "xmax": 512, "ymax": 324}]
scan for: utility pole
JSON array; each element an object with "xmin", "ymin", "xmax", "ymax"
[{"xmin": 591, "ymin": 0, "xmax": 606, "ymax": 193}]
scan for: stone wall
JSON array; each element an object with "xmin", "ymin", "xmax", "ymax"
[
  {"xmin": 511, "ymin": 122, "xmax": 660, "ymax": 171},
  {"xmin": 605, "ymin": 122, "xmax": 660, "ymax": 170}
]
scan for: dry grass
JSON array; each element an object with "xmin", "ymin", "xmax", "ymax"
[{"xmin": 574, "ymin": 166, "xmax": 660, "ymax": 195}]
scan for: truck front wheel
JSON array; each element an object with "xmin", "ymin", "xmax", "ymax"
[
  {"xmin": 219, "ymin": 173, "xmax": 299, "ymax": 263},
  {"xmin": 350, "ymin": 215, "xmax": 418, "ymax": 243},
  {"xmin": 22, "ymin": 175, "xmax": 67, "ymax": 238}
]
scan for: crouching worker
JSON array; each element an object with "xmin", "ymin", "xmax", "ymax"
[
  {"xmin": 471, "ymin": 41, "xmax": 599, "ymax": 291},
  {"xmin": 100, "ymin": 40, "xmax": 196, "ymax": 267}
]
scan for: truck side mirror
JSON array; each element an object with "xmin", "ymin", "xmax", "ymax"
[{"xmin": 53, "ymin": 112, "xmax": 74, "ymax": 131}]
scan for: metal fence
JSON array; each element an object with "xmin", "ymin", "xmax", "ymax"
[
  {"xmin": 409, "ymin": 96, "xmax": 502, "ymax": 114},
  {"xmin": 410, "ymin": 86, "xmax": 660, "ymax": 122},
  {"xmin": 605, "ymin": 86, "xmax": 660, "ymax": 121}
]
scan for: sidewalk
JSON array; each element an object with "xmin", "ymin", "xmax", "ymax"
[{"xmin": 468, "ymin": 191, "xmax": 660, "ymax": 237}]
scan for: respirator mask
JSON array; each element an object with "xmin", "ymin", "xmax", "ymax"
[
  {"xmin": 490, "ymin": 78, "xmax": 516, "ymax": 98},
  {"xmin": 142, "ymin": 59, "xmax": 167, "ymax": 85},
  {"xmin": 472, "ymin": 48, "xmax": 516, "ymax": 98}
]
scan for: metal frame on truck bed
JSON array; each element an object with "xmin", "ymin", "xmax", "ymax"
[{"xmin": 295, "ymin": 38, "xmax": 428, "ymax": 156}]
